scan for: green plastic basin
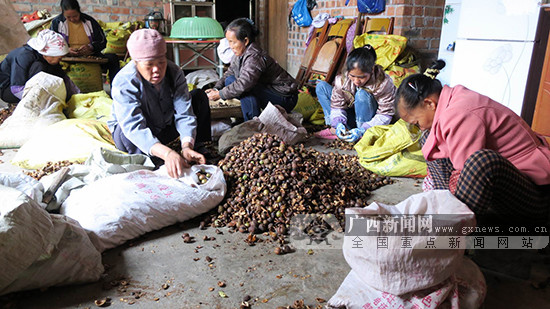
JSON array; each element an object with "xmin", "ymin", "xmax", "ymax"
[{"xmin": 170, "ymin": 16, "xmax": 224, "ymax": 39}]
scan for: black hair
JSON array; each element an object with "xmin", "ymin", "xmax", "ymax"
[
  {"xmin": 395, "ymin": 59, "xmax": 446, "ymax": 111},
  {"xmin": 61, "ymin": 0, "xmax": 81, "ymax": 13},
  {"xmin": 346, "ymin": 45, "xmax": 377, "ymax": 73},
  {"xmin": 225, "ymin": 18, "xmax": 259, "ymax": 43}
]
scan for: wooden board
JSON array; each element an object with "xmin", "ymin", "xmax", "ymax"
[
  {"xmin": 209, "ymin": 99, "xmax": 242, "ymax": 119},
  {"xmin": 267, "ymin": 0, "xmax": 288, "ymax": 70},
  {"xmin": 210, "ymin": 106, "xmax": 242, "ymax": 119},
  {"xmin": 61, "ymin": 56, "xmax": 108, "ymax": 64}
]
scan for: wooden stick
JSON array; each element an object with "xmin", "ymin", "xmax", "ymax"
[{"xmin": 42, "ymin": 167, "xmax": 70, "ymax": 205}]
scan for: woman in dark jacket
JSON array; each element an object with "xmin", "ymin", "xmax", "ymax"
[
  {"xmin": 206, "ymin": 18, "xmax": 299, "ymax": 121},
  {"xmin": 50, "ymin": 0, "xmax": 120, "ymax": 84},
  {"xmin": 0, "ymin": 29, "xmax": 73, "ymax": 103}
]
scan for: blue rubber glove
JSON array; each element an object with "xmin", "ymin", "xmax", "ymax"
[
  {"xmin": 335, "ymin": 123, "xmax": 350, "ymax": 140},
  {"xmin": 341, "ymin": 127, "xmax": 366, "ymax": 143}
]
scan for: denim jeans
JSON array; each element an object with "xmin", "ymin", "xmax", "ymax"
[
  {"xmin": 224, "ymin": 75, "xmax": 298, "ymax": 121},
  {"xmin": 315, "ymin": 81, "xmax": 377, "ymax": 128}
]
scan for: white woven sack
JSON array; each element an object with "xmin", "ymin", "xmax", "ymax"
[
  {"xmin": 343, "ymin": 190, "xmax": 476, "ymax": 296},
  {"xmin": 61, "ymin": 164, "xmax": 226, "ymax": 252},
  {"xmin": 0, "ymin": 185, "xmax": 54, "ymax": 292},
  {"xmin": 0, "ymin": 215, "xmax": 104, "ymax": 295},
  {"xmin": 0, "ymin": 172, "xmax": 45, "ymax": 207},
  {"xmin": 328, "ymin": 256, "xmax": 486, "ymax": 309},
  {"xmin": 0, "ymin": 72, "xmax": 67, "ymax": 148}
]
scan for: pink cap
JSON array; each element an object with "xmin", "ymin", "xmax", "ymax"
[{"xmin": 126, "ymin": 29, "xmax": 166, "ymax": 61}]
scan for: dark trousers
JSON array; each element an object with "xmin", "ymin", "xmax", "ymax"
[
  {"xmin": 100, "ymin": 53, "xmax": 121, "ymax": 84},
  {"xmin": 421, "ymin": 130, "xmax": 550, "ymax": 224},
  {"xmin": 224, "ymin": 75, "xmax": 298, "ymax": 121},
  {"xmin": 112, "ymin": 88, "xmax": 212, "ymax": 156},
  {"xmin": 1, "ymin": 84, "xmax": 18, "ymax": 103}
]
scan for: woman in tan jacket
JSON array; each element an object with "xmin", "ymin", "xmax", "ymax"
[{"xmin": 315, "ymin": 45, "xmax": 396, "ymax": 142}]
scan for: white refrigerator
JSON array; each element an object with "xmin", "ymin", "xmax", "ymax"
[
  {"xmin": 437, "ymin": 0, "xmax": 462, "ymax": 87},
  {"xmin": 449, "ymin": 0, "xmax": 541, "ymax": 116}
]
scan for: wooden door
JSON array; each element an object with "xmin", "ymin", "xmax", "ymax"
[
  {"xmin": 532, "ymin": 30, "xmax": 550, "ymax": 144},
  {"xmin": 267, "ymin": 0, "xmax": 289, "ymax": 69}
]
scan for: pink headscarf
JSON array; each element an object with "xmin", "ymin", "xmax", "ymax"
[
  {"xmin": 126, "ymin": 29, "xmax": 167, "ymax": 61},
  {"xmin": 27, "ymin": 29, "xmax": 69, "ymax": 57}
]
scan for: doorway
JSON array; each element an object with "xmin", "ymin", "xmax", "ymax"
[{"xmin": 216, "ymin": 0, "xmax": 255, "ymax": 30}]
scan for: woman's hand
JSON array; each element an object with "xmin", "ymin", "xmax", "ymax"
[
  {"xmin": 164, "ymin": 149, "xmax": 189, "ymax": 178},
  {"xmin": 182, "ymin": 147, "xmax": 206, "ymax": 165},
  {"xmin": 68, "ymin": 48, "xmax": 79, "ymax": 57},
  {"xmin": 77, "ymin": 45, "xmax": 93, "ymax": 56},
  {"xmin": 151, "ymin": 143, "xmax": 187, "ymax": 178},
  {"xmin": 206, "ymin": 88, "xmax": 220, "ymax": 101}
]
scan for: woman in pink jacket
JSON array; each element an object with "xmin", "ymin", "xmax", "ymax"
[{"xmin": 395, "ymin": 60, "xmax": 550, "ymax": 222}]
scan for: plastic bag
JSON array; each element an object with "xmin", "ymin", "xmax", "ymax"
[
  {"xmin": 345, "ymin": 0, "xmax": 385, "ymax": 14},
  {"xmin": 292, "ymin": 91, "xmax": 321, "ymax": 121},
  {"xmin": 354, "ymin": 119, "xmax": 427, "ymax": 177},
  {"xmin": 291, "ymin": 0, "xmax": 313, "ymax": 27},
  {"xmin": 353, "ymin": 34, "xmax": 408, "ymax": 70},
  {"xmin": 218, "ymin": 103, "xmax": 307, "ymax": 154}
]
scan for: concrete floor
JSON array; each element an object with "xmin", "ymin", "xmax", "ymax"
[{"xmin": 1, "ymin": 135, "xmax": 549, "ymax": 308}]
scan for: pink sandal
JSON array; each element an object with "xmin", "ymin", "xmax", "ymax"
[{"xmin": 314, "ymin": 128, "xmax": 337, "ymax": 140}]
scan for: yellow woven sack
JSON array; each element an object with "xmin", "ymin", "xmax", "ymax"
[
  {"xmin": 293, "ymin": 92, "xmax": 321, "ymax": 121},
  {"xmin": 104, "ymin": 29, "xmax": 132, "ymax": 54},
  {"xmin": 386, "ymin": 62, "xmax": 420, "ymax": 87},
  {"xmin": 353, "ymin": 34, "xmax": 408, "ymax": 70},
  {"xmin": 65, "ymin": 62, "xmax": 103, "ymax": 93},
  {"xmin": 102, "ymin": 21, "xmax": 123, "ymax": 30},
  {"xmin": 11, "ymin": 119, "xmax": 118, "ymax": 169},
  {"xmin": 309, "ymin": 106, "xmax": 326, "ymax": 125},
  {"xmin": 354, "ymin": 119, "xmax": 427, "ymax": 177},
  {"xmin": 66, "ymin": 90, "xmax": 113, "ymax": 122}
]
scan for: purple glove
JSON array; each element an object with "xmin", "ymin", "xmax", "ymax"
[
  {"xmin": 331, "ymin": 116, "xmax": 347, "ymax": 128},
  {"xmin": 360, "ymin": 122, "xmax": 372, "ymax": 130}
]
